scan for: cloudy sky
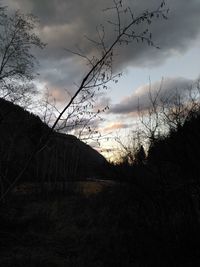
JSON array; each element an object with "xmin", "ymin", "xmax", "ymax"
[{"xmin": 4, "ymin": 0, "xmax": 200, "ymax": 158}]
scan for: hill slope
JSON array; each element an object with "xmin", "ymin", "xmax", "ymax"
[{"xmin": 0, "ymin": 98, "xmax": 108, "ymax": 186}]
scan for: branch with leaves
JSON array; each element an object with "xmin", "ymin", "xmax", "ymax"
[{"xmin": 50, "ymin": 0, "xmax": 168, "ymax": 133}]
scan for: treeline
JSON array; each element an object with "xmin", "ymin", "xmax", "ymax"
[
  {"xmin": 111, "ymin": 82, "xmax": 200, "ymax": 184},
  {"xmin": 102, "ymin": 83, "xmax": 200, "ymax": 264}
]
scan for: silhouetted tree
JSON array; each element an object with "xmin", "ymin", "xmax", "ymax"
[
  {"xmin": 0, "ymin": 6, "xmax": 45, "ymax": 107},
  {"xmin": 134, "ymin": 145, "xmax": 146, "ymax": 165}
]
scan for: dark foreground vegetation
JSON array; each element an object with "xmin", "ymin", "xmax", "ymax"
[{"xmin": 1, "ymin": 183, "xmax": 200, "ymax": 267}]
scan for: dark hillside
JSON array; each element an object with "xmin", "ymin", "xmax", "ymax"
[{"xmin": 0, "ymin": 98, "xmax": 108, "ymax": 190}]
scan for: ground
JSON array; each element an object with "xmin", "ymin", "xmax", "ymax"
[{"xmin": 1, "ymin": 182, "xmax": 200, "ymax": 266}]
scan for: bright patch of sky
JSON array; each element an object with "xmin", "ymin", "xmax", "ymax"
[
  {"xmin": 100, "ymin": 38, "xmax": 200, "ymax": 160},
  {"xmin": 109, "ymin": 39, "xmax": 200, "ymax": 104}
]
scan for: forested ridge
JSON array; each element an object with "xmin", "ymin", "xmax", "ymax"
[{"xmin": 0, "ymin": 98, "xmax": 108, "ymax": 192}]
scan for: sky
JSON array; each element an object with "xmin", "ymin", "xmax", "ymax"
[{"xmin": 4, "ymin": 0, "xmax": 200, "ymax": 160}]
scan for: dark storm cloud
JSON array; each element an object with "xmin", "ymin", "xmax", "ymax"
[
  {"xmin": 110, "ymin": 77, "xmax": 194, "ymax": 114},
  {"xmin": 5, "ymin": 0, "xmax": 200, "ymax": 93}
]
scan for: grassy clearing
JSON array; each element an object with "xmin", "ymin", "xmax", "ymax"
[{"xmin": 1, "ymin": 184, "xmax": 200, "ymax": 266}]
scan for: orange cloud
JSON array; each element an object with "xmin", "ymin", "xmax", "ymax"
[{"xmin": 103, "ymin": 122, "xmax": 129, "ymax": 132}]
